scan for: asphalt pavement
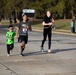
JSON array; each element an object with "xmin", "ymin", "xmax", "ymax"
[{"xmin": 0, "ymin": 26, "xmax": 76, "ymax": 75}]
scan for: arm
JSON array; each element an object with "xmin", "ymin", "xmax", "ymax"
[
  {"xmin": 16, "ymin": 18, "xmax": 20, "ymax": 23},
  {"xmin": 15, "ymin": 21, "xmax": 21, "ymax": 38},
  {"xmin": 15, "ymin": 27, "xmax": 19, "ymax": 38},
  {"xmin": 6, "ymin": 32, "xmax": 8, "ymax": 37},
  {"xmin": 28, "ymin": 22, "xmax": 32, "ymax": 31},
  {"xmin": 51, "ymin": 18, "xmax": 55, "ymax": 29},
  {"xmin": 42, "ymin": 21, "xmax": 52, "ymax": 26},
  {"xmin": 6, "ymin": 32, "xmax": 10, "ymax": 38},
  {"xmin": 52, "ymin": 18, "xmax": 54, "ymax": 23}
]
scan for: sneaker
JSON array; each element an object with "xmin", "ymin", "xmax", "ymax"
[
  {"xmin": 7, "ymin": 54, "xmax": 10, "ymax": 57},
  {"xmin": 41, "ymin": 47, "xmax": 44, "ymax": 52},
  {"xmin": 48, "ymin": 49, "xmax": 52, "ymax": 53},
  {"xmin": 20, "ymin": 53, "xmax": 24, "ymax": 56},
  {"xmin": 21, "ymin": 53, "xmax": 24, "ymax": 56}
]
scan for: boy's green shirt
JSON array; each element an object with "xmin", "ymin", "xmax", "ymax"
[{"xmin": 6, "ymin": 31, "xmax": 16, "ymax": 44}]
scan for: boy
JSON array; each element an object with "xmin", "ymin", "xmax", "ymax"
[{"xmin": 6, "ymin": 25, "xmax": 16, "ymax": 56}]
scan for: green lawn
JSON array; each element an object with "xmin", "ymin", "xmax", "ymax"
[
  {"xmin": 31, "ymin": 19, "xmax": 73, "ymax": 30},
  {"xmin": 54, "ymin": 19, "xmax": 71, "ymax": 30},
  {"xmin": 1, "ymin": 19, "xmax": 76, "ymax": 31},
  {"xmin": 0, "ymin": 21, "xmax": 14, "ymax": 25}
]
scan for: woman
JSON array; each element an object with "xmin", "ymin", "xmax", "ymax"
[
  {"xmin": 16, "ymin": 14, "xmax": 30, "ymax": 56},
  {"xmin": 41, "ymin": 11, "xmax": 54, "ymax": 53}
]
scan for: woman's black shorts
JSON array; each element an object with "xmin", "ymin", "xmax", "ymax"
[{"xmin": 19, "ymin": 35, "xmax": 28, "ymax": 44}]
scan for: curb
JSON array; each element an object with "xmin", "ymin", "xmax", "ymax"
[{"xmin": 32, "ymin": 28, "xmax": 76, "ymax": 36}]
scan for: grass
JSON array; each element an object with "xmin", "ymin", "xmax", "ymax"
[
  {"xmin": 1, "ymin": 22, "xmax": 10, "ymax": 25},
  {"xmin": 31, "ymin": 19, "xmax": 73, "ymax": 30},
  {"xmin": 54, "ymin": 19, "xmax": 71, "ymax": 30},
  {"xmin": 1, "ymin": 19, "xmax": 76, "ymax": 31},
  {"xmin": 0, "ymin": 21, "xmax": 15, "ymax": 25}
]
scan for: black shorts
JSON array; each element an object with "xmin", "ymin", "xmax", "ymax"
[
  {"xmin": 19, "ymin": 35, "xmax": 28, "ymax": 44},
  {"xmin": 7, "ymin": 43, "xmax": 14, "ymax": 50}
]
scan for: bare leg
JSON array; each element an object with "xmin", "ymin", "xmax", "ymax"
[{"xmin": 20, "ymin": 41, "xmax": 26, "ymax": 56}]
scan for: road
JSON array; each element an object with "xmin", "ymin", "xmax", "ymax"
[{"xmin": 0, "ymin": 26, "xmax": 76, "ymax": 75}]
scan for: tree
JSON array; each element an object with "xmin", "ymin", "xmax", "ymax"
[
  {"xmin": 0, "ymin": 0, "xmax": 3, "ymax": 17},
  {"xmin": 0, "ymin": 0, "xmax": 76, "ymax": 19},
  {"xmin": 55, "ymin": 0, "xmax": 65, "ymax": 18}
]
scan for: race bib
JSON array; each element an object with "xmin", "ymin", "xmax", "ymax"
[{"xmin": 22, "ymin": 28, "xmax": 27, "ymax": 33}]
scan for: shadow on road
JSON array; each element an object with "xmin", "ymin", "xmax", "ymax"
[
  {"xmin": 52, "ymin": 48, "xmax": 76, "ymax": 53},
  {"xmin": 23, "ymin": 51, "xmax": 48, "ymax": 56},
  {"xmin": 22, "ymin": 48, "xmax": 76, "ymax": 56}
]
